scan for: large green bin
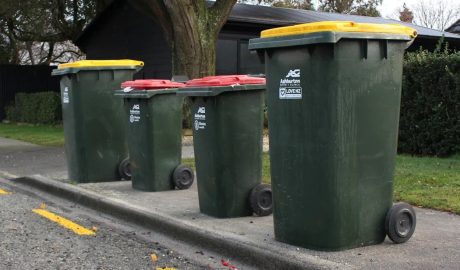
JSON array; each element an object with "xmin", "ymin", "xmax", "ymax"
[
  {"xmin": 115, "ymin": 79, "xmax": 194, "ymax": 191},
  {"xmin": 249, "ymin": 21, "xmax": 417, "ymax": 250},
  {"xmin": 178, "ymin": 75, "xmax": 273, "ymax": 218},
  {"xmin": 52, "ymin": 60, "xmax": 143, "ymax": 183}
]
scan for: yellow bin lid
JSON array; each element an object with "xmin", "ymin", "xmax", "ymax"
[
  {"xmin": 58, "ymin": 59, "xmax": 144, "ymax": 69},
  {"xmin": 261, "ymin": 21, "xmax": 417, "ymax": 39}
]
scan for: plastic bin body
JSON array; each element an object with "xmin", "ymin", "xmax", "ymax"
[
  {"xmin": 116, "ymin": 81, "xmax": 183, "ymax": 191},
  {"xmin": 52, "ymin": 60, "xmax": 143, "ymax": 183},
  {"xmin": 249, "ymin": 22, "xmax": 415, "ymax": 250},
  {"xmin": 179, "ymin": 77, "xmax": 265, "ymax": 218}
]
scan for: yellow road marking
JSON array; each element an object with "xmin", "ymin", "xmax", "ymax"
[
  {"xmin": 32, "ymin": 209, "xmax": 96, "ymax": 236},
  {"xmin": 0, "ymin": 188, "xmax": 11, "ymax": 195}
]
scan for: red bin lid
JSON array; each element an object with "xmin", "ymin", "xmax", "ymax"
[
  {"xmin": 121, "ymin": 79, "xmax": 185, "ymax": 90},
  {"xmin": 186, "ymin": 75, "xmax": 265, "ymax": 87}
]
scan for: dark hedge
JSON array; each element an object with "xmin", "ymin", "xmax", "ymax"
[
  {"xmin": 398, "ymin": 45, "xmax": 460, "ymax": 156},
  {"xmin": 5, "ymin": 92, "xmax": 62, "ymax": 124}
]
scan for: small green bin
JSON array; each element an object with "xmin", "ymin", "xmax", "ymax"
[
  {"xmin": 178, "ymin": 75, "xmax": 273, "ymax": 218},
  {"xmin": 115, "ymin": 79, "xmax": 194, "ymax": 191},
  {"xmin": 52, "ymin": 60, "xmax": 143, "ymax": 183},
  {"xmin": 249, "ymin": 21, "xmax": 418, "ymax": 250}
]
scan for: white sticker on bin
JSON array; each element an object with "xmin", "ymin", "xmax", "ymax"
[
  {"xmin": 129, "ymin": 104, "xmax": 141, "ymax": 123},
  {"xmin": 63, "ymin": 87, "xmax": 70, "ymax": 103},
  {"xmin": 123, "ymin": 87, "xmax": 134, "ymax": 93},
  {"xmin": 279, "ymin": 69, "xmax": 302, "ymax": 99},
  {"xmin": 194, "ymin": 106, "xmax": 206, "ymax": 131}
]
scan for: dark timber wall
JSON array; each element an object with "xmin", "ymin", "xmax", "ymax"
[{"xmin": 79, "ymin": 2, "xmax": 173, "ymax": 79}]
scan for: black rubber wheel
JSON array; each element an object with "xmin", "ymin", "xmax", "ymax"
[
  {"xmin": 118, "ymin": 157, "xmax": 131, "ymax": 180},
  {"xmin": 249, "ymin": 184, "xmax": 273, "ymax": 216},
  {"xmin": 385, "ymin": 202, "xmax": 416, "ymax": 244},
  {"xmin": 172, "ymin": 164, "xmax": 194, "ymax": 190}
]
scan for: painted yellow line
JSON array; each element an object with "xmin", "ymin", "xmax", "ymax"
[
  {"xmin": 32, "ymin": 209, "xmax": 96, "ymax": 236},
  {"xmin": 0, "ymin": 188, "xmax": 11, "ymax": 195}
]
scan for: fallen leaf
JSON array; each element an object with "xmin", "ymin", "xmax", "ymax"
[
  {"xmin": 151, "ymin": 253, "xmax": 158, "ymax": 262},
  {"xmin": 40, "ymin": 203, "xmax": 46, "ymax": 209},
  {"xmin": 221, "ymin": 259, "xmax": 238, "ymax": 270}
]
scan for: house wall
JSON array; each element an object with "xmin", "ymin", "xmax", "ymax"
[
  {"xmin": 78, "ymin": 2, "xmax": 265, "ymax": 79},
  {"xmin": 79, "ymin": 2, "xmax": 172, "ymax": 79}
]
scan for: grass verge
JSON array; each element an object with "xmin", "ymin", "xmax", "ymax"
[
  {"xmin": 394, "ymin": 154, "xmax": 460, "ymax": 214},
  {"xmin": 1, "ymin": 123, "xmax": 459, "ymax": 214},
  {"xmin": 0, "ymin": 123, "xmax": 64, "ymax": 147},
  {"xmin": 184, "ymin": 153, "xmax": 460, "ymax": 214}
]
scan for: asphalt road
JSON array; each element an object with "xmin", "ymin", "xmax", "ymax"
[{"xmin": 0, "ymin": 183, "xmax": 205, "ymax": 270}]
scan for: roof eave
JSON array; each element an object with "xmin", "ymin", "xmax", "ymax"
[{"xmin": 227, "ymin": 16, "xmax": 300, "ymax": 26}]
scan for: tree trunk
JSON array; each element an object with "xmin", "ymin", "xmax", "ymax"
[
  {"xmin": 45, "ymin": 42, "xmax": 55, "ymax": 64},
  {"xmin": 166, "ymin": 3, "xmax": 218, "ymax": 78},
  {"xmin": 6, "ymin": 18, "xmax": 20, "ymax": 64},
  {"xmin": 130, "ymin": 0, "xmax": 236, "ymax": 79},
  {"xmin": 26, "ymin": 42, "xmax": 35, "ymax": 65}
]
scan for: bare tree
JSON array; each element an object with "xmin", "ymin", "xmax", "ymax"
[
  {"xmin": 0, "ymin": 0, "xmax": 106, "ymax": 65},
  {"xmin": 399, "ymin": 3, "xmax": 413, "ymax": 23},
  {"xmin": 319, "ymin": 0, "xmax": 354, "ymax": 13},
  {"xmin": 412, "ymin": 0, "xmax": 460, "ymax": 31},
  {"xmin": 238, "ymin": 0, "xmax": 313, "ymax": 10},
  {"xmin": 271, "ymin": 0, "xmax": 314, "ymax": 10},
  {"xmin": 18, "ymin": 41, "xmax": 84, "ymax": 65},
  {"xmin": 319, "ymin": 0, "xmax": 382, "ymax": 17}
]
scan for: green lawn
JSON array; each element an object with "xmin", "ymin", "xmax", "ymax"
[
  {"xmin": 1, "ymin": 122, "xmax": 459, "ymax": 214},
  {"xmin": 0, "ymin": 123, "xmax": 64, "ymax": 146},
  {"xmin": 185, "ymin": 154, "xmax": 460, "ymax": 214},
  {"xmin": 394, "ymin": 154, "xmax": 460, "ymax": 214}
]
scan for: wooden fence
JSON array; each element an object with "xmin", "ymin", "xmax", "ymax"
[{"xmin": 0, "ymin": 65, "xmax": 59, "ymax": 120}]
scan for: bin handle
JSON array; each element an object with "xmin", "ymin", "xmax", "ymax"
[{"xmin": 405, "ymin": 38, "xmax": 415, "ymax": 49}]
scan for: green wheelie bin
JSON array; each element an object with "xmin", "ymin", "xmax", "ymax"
[
  {"xmin": 52, "ymin": 60, "xmax": 143, "ymax": 183},
  {"xmin": 179, "ymin": 75, "xmax": 273, "ymax": 218},
  {"xmin": 115, "ymin": 79, "xmax": 194, "ymax": 191},
  {"xmin": 249, "ymin": 21, "xmax": 417, "ymax": 250}
]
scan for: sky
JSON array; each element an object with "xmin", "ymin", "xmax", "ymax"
[{"xmin": 378, "ymin": 0, "xmax": 421, "ymax": 19}]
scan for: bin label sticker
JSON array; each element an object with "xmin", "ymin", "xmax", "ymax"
[
  {"xmin": 279, "ymin": 69, "xmax": 302, "ymax": 99},
  {"xmin": 194, "ymin": 106, "xmax": 206, "ymax": 131},
  {"xmin": 63, "ymin": 87, "xmax": 70, "ymax": 103},
  {"xmin": 129, "ymin": 104, "xmax": 141, "ymax": 123}
]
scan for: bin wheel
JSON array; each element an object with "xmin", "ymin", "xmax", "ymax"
[
  {"xmin": 249, "ymin": 184, "xmax": 273, "ymax": 216},
  {"xmin": 172, "ymin": 165, "xmax": 194, "ymax": 190},
  {"xmin": 118, "ymin": 158, "xmax": 131, "ymax": 180},
  {"xmin": 385, "ymin": 202, "xmax": 416, "ymax": 244}
]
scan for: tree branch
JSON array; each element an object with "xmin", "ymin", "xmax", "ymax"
[{"xmin": 210, "ymin": 0, "xmax": 237, "ymax": 31}]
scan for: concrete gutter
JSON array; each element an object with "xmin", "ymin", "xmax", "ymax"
[{"xmin": 10, "ymin": 175, "xmax": 348, "ymax": 270}]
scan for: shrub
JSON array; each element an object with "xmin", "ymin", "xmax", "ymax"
[
  {"xmin": 5, "ymin": 92, "xmax": 62, "ymax": 125},
  {"xmin": 399, "ymin": 45, "xmax": 460, "ymax": 156}
]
